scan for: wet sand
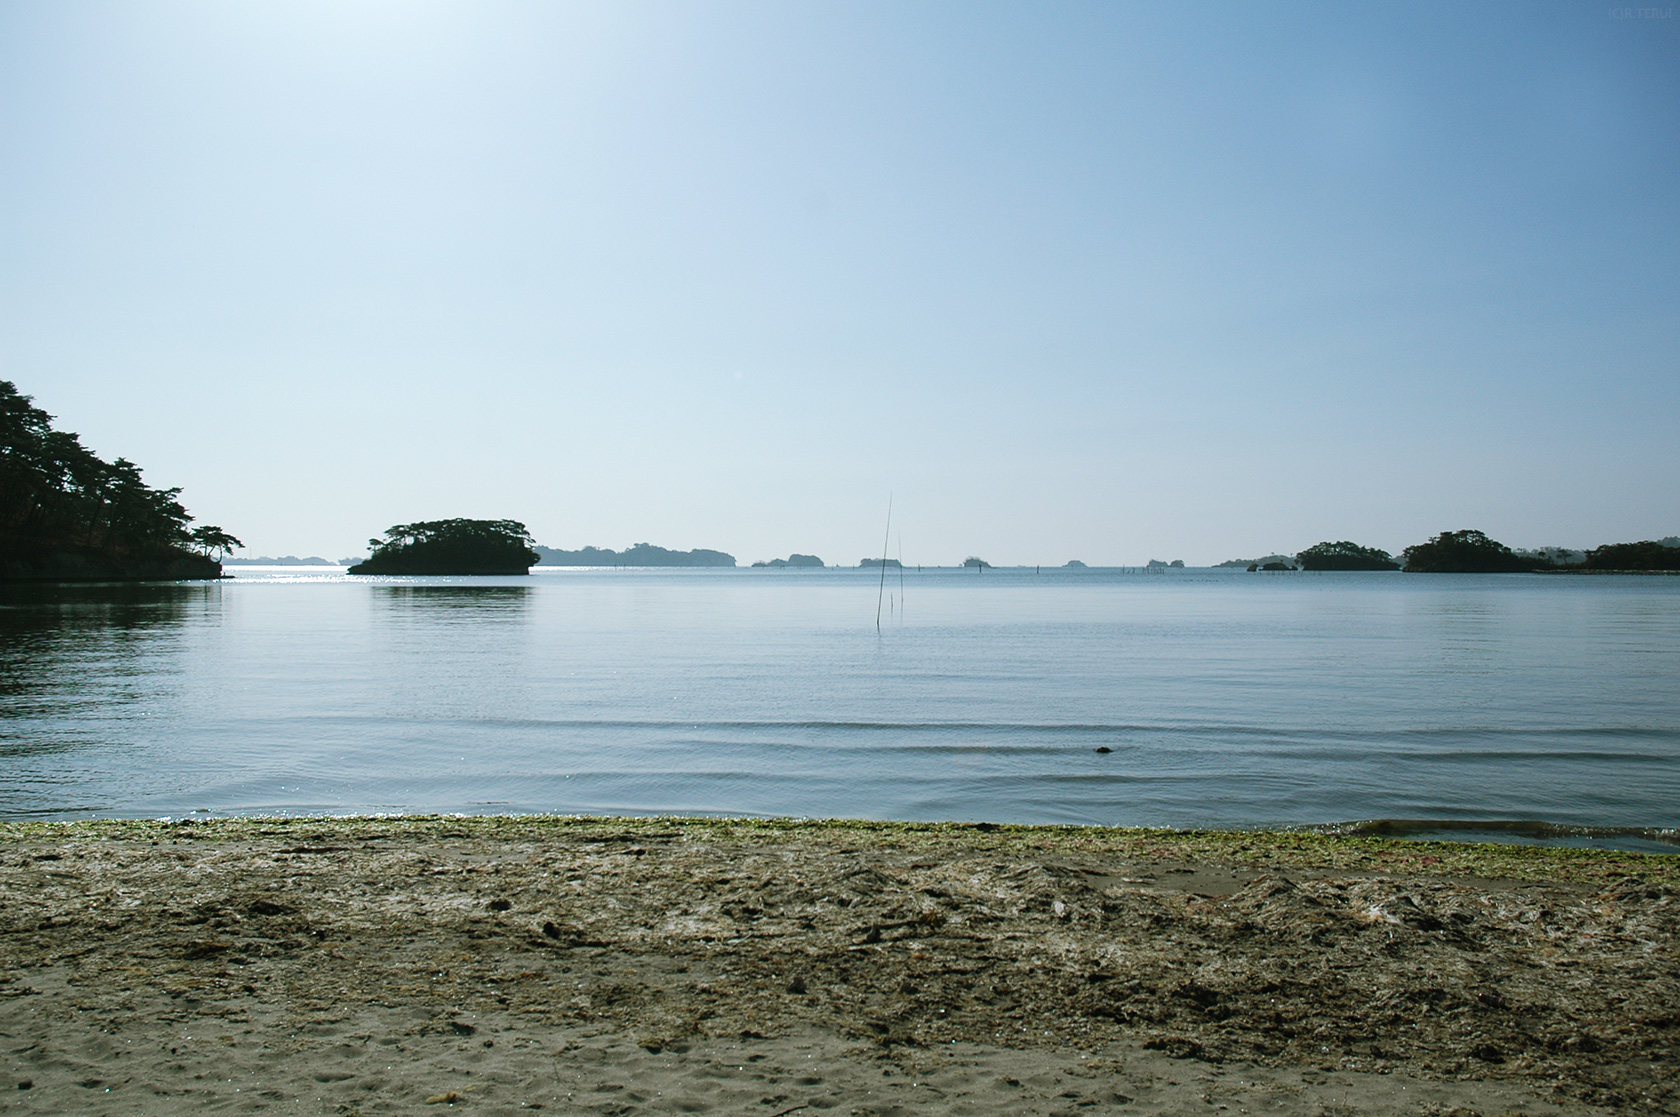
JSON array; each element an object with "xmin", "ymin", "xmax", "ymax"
[{"xmin": 1, "ymin": 816, "xmax": 1675, "ymax": 1115}]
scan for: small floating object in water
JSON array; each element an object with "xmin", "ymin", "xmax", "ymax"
[{"xmin": 1093, "ymin": 747, "xmax": 1113, "ymax": 754}]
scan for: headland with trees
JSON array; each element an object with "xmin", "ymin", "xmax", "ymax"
[{"xmin": 0, "ymin": 380, "xmax": 237, "ymax": 581}]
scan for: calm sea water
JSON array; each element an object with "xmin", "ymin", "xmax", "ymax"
[{"xmin": 2, "ymin": 567, "xmax": 1677, "ymax": 848}]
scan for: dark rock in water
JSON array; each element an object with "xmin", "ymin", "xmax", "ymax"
[
  {"xmin": 1093, "ymin": 746, "xmax": 1113, "ymax": 754},
  {"xmin": 488, "ymin": 898, "xmax": 512, "ymax": 912}
]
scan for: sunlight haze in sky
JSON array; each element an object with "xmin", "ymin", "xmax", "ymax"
[{"xmin": 2, "ymin": 1, "xmax": 1676, "ymax": 564}]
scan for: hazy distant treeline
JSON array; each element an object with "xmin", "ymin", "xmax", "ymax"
[
  {"xmin": 535, "ymin": 543, "xmax": 736, "ymax": 567},
  {"xmin": 1227, "ymin": 531, "xmax": 1680, "ymax": 573}
]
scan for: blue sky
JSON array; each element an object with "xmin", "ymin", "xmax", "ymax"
[{"xmin": 2, "ymin": 1, "xmax": 1675, "ymax": 564}]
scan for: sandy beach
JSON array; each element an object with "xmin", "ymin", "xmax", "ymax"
[{"xmin": 1, "ymin": 816, "xmax": 1674, "ymax": 1115}]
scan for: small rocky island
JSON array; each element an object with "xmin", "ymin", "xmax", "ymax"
[
  {"xmin": 348, "ymin": 519, "xmax": 540, "ymax": 575},
  {"xmin": 752, "ymin": 553, "xmax": 824, "ymax": 568}
]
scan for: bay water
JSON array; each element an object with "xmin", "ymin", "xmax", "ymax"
[{"xmin": 2, "ymin": 567, "xmax": 1676, "ymax": 849}]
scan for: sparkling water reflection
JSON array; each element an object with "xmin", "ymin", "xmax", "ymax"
[{"xmin": 1, "ymin": 568, "xmax": 1676, "ymax": 845}]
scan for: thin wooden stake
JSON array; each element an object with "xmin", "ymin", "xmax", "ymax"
[{"xmin": 876, "ymin": 496, "xmax": 892, "ymax": 631}]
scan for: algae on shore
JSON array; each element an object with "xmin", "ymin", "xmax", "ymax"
[{"xmin": 2, "ymin": 816, "xmax": 1675, "ymax": 1113}]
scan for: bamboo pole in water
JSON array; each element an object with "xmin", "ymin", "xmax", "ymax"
[{"xmin": 875, "ymin": 496, "xmax": 892, "ymax": 631}]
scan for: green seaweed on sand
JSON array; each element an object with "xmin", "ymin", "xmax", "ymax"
[{"xmin": 4, "ymin": 815, "xmax": 1673, "ymax": 888}]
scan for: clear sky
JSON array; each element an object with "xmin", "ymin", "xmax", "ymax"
[{"xmin": 2, "ymin": 1, "xmax": 1675, "ymax": 565}]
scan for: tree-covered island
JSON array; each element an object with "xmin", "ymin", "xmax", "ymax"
[
  {"xmin": 535, "ymin": 543, "xmax": 736, "ymax": 567},
  {"xmin": 1575, "ymin": 540, "xmax": 1680, "ymax": 572},
  {"xmin": 1296, "ymin": 541, "xmax": 1401, "ymax": 570},
  {"xmin": 752, "ymin": 553, "xmax": 824, "ymax": 568},
  {"xmin": 348, "ymin": 519, "xmax": 540, "ymax": 575},
  {"xmin": 1, "ymin": 380, "xmax": 236, "ymax": 581},
  {"xmin": 1402, "ymin": 529, "xmax": 1535, "ymax": 573}
]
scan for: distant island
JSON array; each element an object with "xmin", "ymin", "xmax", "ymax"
[
  {"xmin": 536, "ymin": 543, "xmax": 735, "ymax": 567},
  {"xmin": 1280, "ymin": 531, "xmax": 1680, "ymax": 573},
  {"xmin": 1517, "ymin": 538, "xmax": 1680, "ymax": 574},
  {"xmin": 1401, "ymin": 530, "xmax": 1537, "ymax": 573},
  {"xmin": 225, "ymin": 555, "xmax": 361, "ymax": 566},
  {"xmin": 12, "ymin": 383, "xmax": 1672, "ymax": 585},
  {"xmin": 1572, "ymin": 540, "xmax": 1680, "ymax": 571},
  {"xmin": 1201, "ymin": 534, "xmax": 1680, "ymax": 574},
  {"xmin": 752, "ymin": 553, "xmax": 824, "ymax": 568},
  {"xmin": 1297, "ymin": 541, "xmax": 1400, "ymax": 571},
  {"xmin": 1, "ymin": 379, "xmax": 235, "ymax": 581},
  {"xmin": 348, "ymin": 520, "xmax": 539, "ymax": 575},
  {"xmin": 1516, "ymin": 546, "xmax": 1586, "ymax": 566}
]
